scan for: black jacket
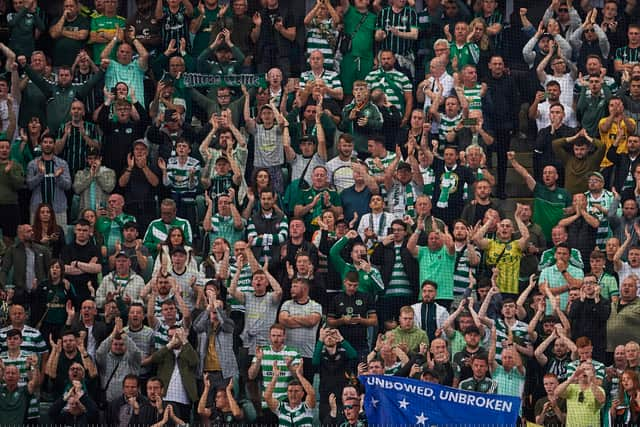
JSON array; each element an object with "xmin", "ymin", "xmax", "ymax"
[
  {"xmin": 371, "ymin": 240, "xmax": 419, "ymax": 293},
  {"xmin": 49, "ymin": 394, "xmax": 98, "ymax": 426},
  {"xmin": 607, "ymin": 148, "xmax": 640, "ymax": 192},
  {"xmin": 484, "ymin": 73, "xmax": 519, "ymax": 130},
  {"xmin": 568, "ymin": 297, "xmax": 610, "ymax": 361},
  {"xmin": 106, "ymin": 394, "xmax": 149, "ymax": 426}
]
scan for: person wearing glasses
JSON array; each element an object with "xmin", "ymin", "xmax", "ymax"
[{"xmin": 554, "ymin": 359, "xmax": 605, "ymax": 427}]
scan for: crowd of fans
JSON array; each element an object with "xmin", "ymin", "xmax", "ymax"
[{"xmin": 0, "ymin": 0, "xmax": 639, "ymax": 425}]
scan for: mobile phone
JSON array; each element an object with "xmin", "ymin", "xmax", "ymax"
[
  {"xmin": 462, "ymin": 118, "xmax": 478, "ymax": 127},
  {"xmin": 542, "ymin": 92, "xmax": 549, "ymax": 100}
]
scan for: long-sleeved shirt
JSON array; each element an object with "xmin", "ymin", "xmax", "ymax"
[
  {"xmin": 25, "ymin": 155, "xmax": 71, "ymax": 214},
  {"xmin": 576, "ymin": 85, "xmax": 612, "ymax": 137},
  {"xmin": 551, "ymin": 137, "xmax": 606, "ymax": 194},
  {"xmin": 329, "ymin": 236, "xmax": 384, "ymax": 297},
  {"xmin": 72, "ymin": 165, "xmax": 116, "ymax": 213},
  {"xmin": 0, "ymin": 160, "xmax": 24, "ymax": 204}
]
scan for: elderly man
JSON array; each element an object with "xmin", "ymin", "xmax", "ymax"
[
  {"xmin": 300, "ymin": 50, "xmax": 343, "ymax": 101},
  {"xmin": 365, "ymin": 50, "xmax": 413, "ymax": 126},
  {"xmin": 294, "ymin": 166, "xmax": 342, "ymax": 234},
  {"xmin": 96, "ymin": 319, "xmax": 142, "ymax": 402}
]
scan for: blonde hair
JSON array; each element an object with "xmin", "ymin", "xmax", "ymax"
[{"xmin": 469, "ymin": 18, "xmax": 490, "ymax": 51}]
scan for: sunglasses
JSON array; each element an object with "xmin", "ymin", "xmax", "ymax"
[
  {"xmin": 585, "ymin": 28, "xmax": 595, "ymax": 33},
  {"xmin": 578, "ymin": 391, "xmax": 585, "ymax": 403},
  {"xmin": 558, "ymin": 8, "xmax": 569, "ymax": 12}
]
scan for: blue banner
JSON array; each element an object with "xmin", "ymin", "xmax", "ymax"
[{"xmin": 360, "ymin": 375, "xmax": 520, "ymax": 426}]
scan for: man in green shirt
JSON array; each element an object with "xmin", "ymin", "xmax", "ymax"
[
  {"xmin": 408, "ymin": 216, "xmax": 455, "ymax": 308},
  {"xmin": 338, "ymin": 0, "xmax": 376, "ymax": 94},
  {"xmin": 142, "ymin": 198, "xmax": 193, "ymax": 258},
  {"xmin": 509, "ymin": 151, "xmax": 572, "ymax": 242},
  {"xmin": 389, "ymin": 306, "xmax": 429, "ymax": 353},
  {"xmin": 0, "ymin": 363, "xmax": 39, "ymax": 425},
  {"xmin": 293, "ymin": 165, "xmax": 343, "ymax": 233},
  {"xmin": 458, "ymin": 353, "xmax": 497, "ymax": 393},
  {"xmin": 340, "ymin": 81, "xmax": 384, "ymax": 156}
]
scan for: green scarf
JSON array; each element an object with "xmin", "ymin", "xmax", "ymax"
[{"xmin": 437, "ymin": 165, "xmax": 456, "ymax": 208}]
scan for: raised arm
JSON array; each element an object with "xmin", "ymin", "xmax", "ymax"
[{"xmin": 507, "ymin": 151, "xmax": 536, "ymax": 191}]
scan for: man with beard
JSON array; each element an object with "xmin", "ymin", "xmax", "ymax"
[
  {"xmin": 461, "ymin": 179, "xmax": 501, "ymax": 226},
  {"xmin": 365, "ymin": 50, "xmax": 413, "ymax": 127},
  {"xmin": 372, "ymin": 220, "xmax": 419, "ymax": 328},
  {"xmin": 535, "ymin": 322, "xmax": 575, "ymax": 384},
  {"xmin": 558, "ymin": 193, "xmax": 599, "ymax": 264},
  {"xmin": 449, "ymin": 220, "xmax": 480, "ymax": 303},
  {"xmin": 552, "ymin": 128, "xmax": 606, "ymax": 194},
  {"xmin": 473, "ymin": 205, "xmax": 530, "ymax": 297},
  {"xmin": 410, "ymin": 280, "xmax": 448, "ymax": 343},
  {"xmin": 25, "ymin": 135, "xmax": 71, "ymax": 226},
  {"xmin": 539, "ymin": 225, "xmax": 584, "ymax": 270},
  {"xmin": 529, "ymin": 81, "xmax": 578, "ymax": 131}
]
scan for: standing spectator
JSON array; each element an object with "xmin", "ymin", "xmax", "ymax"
[
  {"xmin": 25, "ymin": 135, "xmax": 71, "ymax": 226},
  {"xmin": 534, "ymin": 373, "xmax": 567, "ymax": 425},
  {"xmin": 95, "ymin": 251, "xmax": 146, "ymax": 310},
  {"xmin": 340, "ymin": 81, "xmax": 383, "ymax": 157},
  {"xmin": 509, "ymin": 152, "xmax": 572, "ymax": 243},
  {"xmin": 552, "ymin": 129, "xmax": 606, "ymax": 195},
  {"xmin": 55, "ymin": 99, "xmax": 101, "ymax": 181},
  {"xmin": 475, "ymin": 0, "xmax": 503, "ymax": 50},
  {"xmin": 6, "ymin": 0, "xmax": 45, "ymax": 57},
  {"xmin": 408, "ymin": 216, "xmax": 456, "ymax": 307},
  {"xmin": 20, "ymin": 58, "xmax": 106, "ymax": 137},
  {"xmin": 89, "ymin": 0, "xmax": 126, "ymax": 62},
  {"xmin": 49, "ymin": 0, "xmax": 90, "ymax": 67},
  {"xmin": 278, "ymin": 278, "xmax": 322, "ymax": 382},
  {"xmin": 567, "ymin": 273, "xmax": 610, "ymax": 362},
  {"xmin": 483, "ymin": 55, "xmax": 518, "ymax": 199},
  {"xmin": 246, "ymin": 186, "xmax": 288, "ymax": 263},
  {"xmin": 365, "ymin": 50, "xmax": 413, "ymax": 127},
  {"xmin": 374, "ymin": 0, "xmax": 418, "ymax": 79},
  {"xmin": 327, "ymin": 271, "xmax": 378, "ymax": 360},
  {"xmin": 192, "ymin": 290, "xmax": 238, "ymax": 391},
  {"xmin": 371, "ymin": 219, "xmax": 418, "ymax": 327},
  {"xmin": 532, "ymin": 102, "xmax": 576, "ymax": 184},
  {"xmin": 558, "ymin": 194, "xmax": 599, "ymax": 265},
  {"xmin": 95, "ymin": 319, "xmax": 142, "ymax": 402},
  {"xmin": 608, "ymin": 134, "xmax": 640, "ymax": 192},
  {"xmin": 607, "ymin": 275, "xmax": 640, "ymax": 354},
  {"xmin": 101, "ymin": 29, "xmax": 150, "ymax": 108},
  {"xmin": 458, "ymin": 353, "xmax": 497, "ymax": 393},
  {"xmin": 248, "ymin": 323, "xmax": 301, "ymax": 424},
  {"xmin": 148, "ymin": 325, "xmax": 198, "ymax": 422},
  {"xmin": 614, "ymin": 24, "xmax": 640, "ymax": 74},
  {"xmin": 0, "ymin": 363, "xmax": 39, "ymax": 425},
  {"xmin": 250, "ymin": 0, "xmax": 295, "ymax": 76},
  {"xmin": 189, "ymin": 0, "xmax": 226, "ymax": 58},
  {"xmin": 554, "ymin": 361, "xmax": 605, "ymax": 426},
  {"xmin": 265, "ymin": 361, "xmax": 315, "ymax": 427},
  {"xmin": 536, "ymin": 45, "xmax": 578, "ymax": 108},
  {"xmin": 303, "ymin": 3, "xmax": 340, "ymax": 72},
  {"xmin": 128, "ymin": 0, "xmax": 162, "ymax": 54},
  {"xmin": 329, "ymin": 229, "xmax": 384, "ymax": 297},
  {"xmin": 0, "ymin": 137, "xmax": 24, "ymax": 245},
  {"xmin": 154, "ymin": 0, "xmax": 194, "ymax": 53},
  {"xmin": 118, "ymin": 140, "xmax": 161, "ymax": 231},
  {"xmin": 577, "ymin": 73, "xmax": 613, "ymax": 137},
  {"xmin": 599, "ymin": 96, "xmax": 637, "ymax": 180},
  {"xmin": 158, "ymin": 138, "xmax": 200, "ymax": 227},
  {"xmin": 337, "ymin": 0, "xmax": 376, "ymax": 96},
  {"xmin": 539, "ymin": 243, "xmax": 584, "ymax": 313},
  {"xmin": 72, "ymin": 146, "xmax": 116, "ymax": 215},
  {"xmin": 488, "ymin": 329, "xmax": 526, "ymax": 406},
  {"xmin": 61, "ymin": 219, "xmax": 102, "ymax": 302}
]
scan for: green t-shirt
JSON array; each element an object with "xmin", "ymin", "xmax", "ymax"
[
  {"xmin": 90, "ymin": 14, "xmax": 126, "ymax": 62},
  {"xmin": 295, "ymin": 187, "xmax": 341, "ymax": 231},
  {"xmin": 417, "ymin": 245, "xmax": 455, "ymax": 300},
  {"xmin": 532, "ymin": 183, "xmax": 572, "ymax": 242},
  {"xmin": 53, "ymin": 15, "xmax": 91, "ymax": 67},
  {"xmin": 343, "ymin": 5, "xmax": 376, "ymax": 59}
]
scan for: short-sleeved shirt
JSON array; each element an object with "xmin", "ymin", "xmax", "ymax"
[
  {"xmin": 280, "ymin": 299, "xmax": 322, "ymax": 358},
  {"xmin": 540, "ymin": 264, "xmax": 584, "ymax": 313},
  {"xmin": 252, "ymin": 345, "xmax": 301, "ymax": 408},
  {"xmin": 532, "ymin": 183, "xmax": 572, "ymax": 242},
  {"xmin": 61, "ymin": 240, "xmax": 100, "ymax": 302},
  {"xmin": 417, "ymin": 246, "xmax": 455, "ymax": 300},
  {"xmin": 563, "ymin": 383, "xmax": 604, "ymax": 427},
  {"xmin": 90, "ymin": 14, "xmax": 126, "ymax": 62},
  {"xmin": 485, "ymin": 239, "xmax": 523, "ymax": 295},
  {"xmin": 364, "ymin": 68, "xmax": 412, "ymax": 115},
  {"xmin": 328, "ymin": 291, "xmax": 375, "ymax": 351},
  {"xmin": 343, "ymin": 5, "xmax": 376, "ymax": 59},
  {"xmin": 492, "ymin": 365, "xmax": 525, "ymax": 400},
  {"xmin": 105, "ymin": 59, "xmax": 146, "ymax": 109},
  {"xmin": 53, "ymin": 15, "xmax": 91, "ymax": 67},
  {"xmin": 295, "ymin": 186, "xmax": 341, "ymax": 230},
  {"xmin": 276, "ymin": 401, "xmax": 313, "ymax": 427}
]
